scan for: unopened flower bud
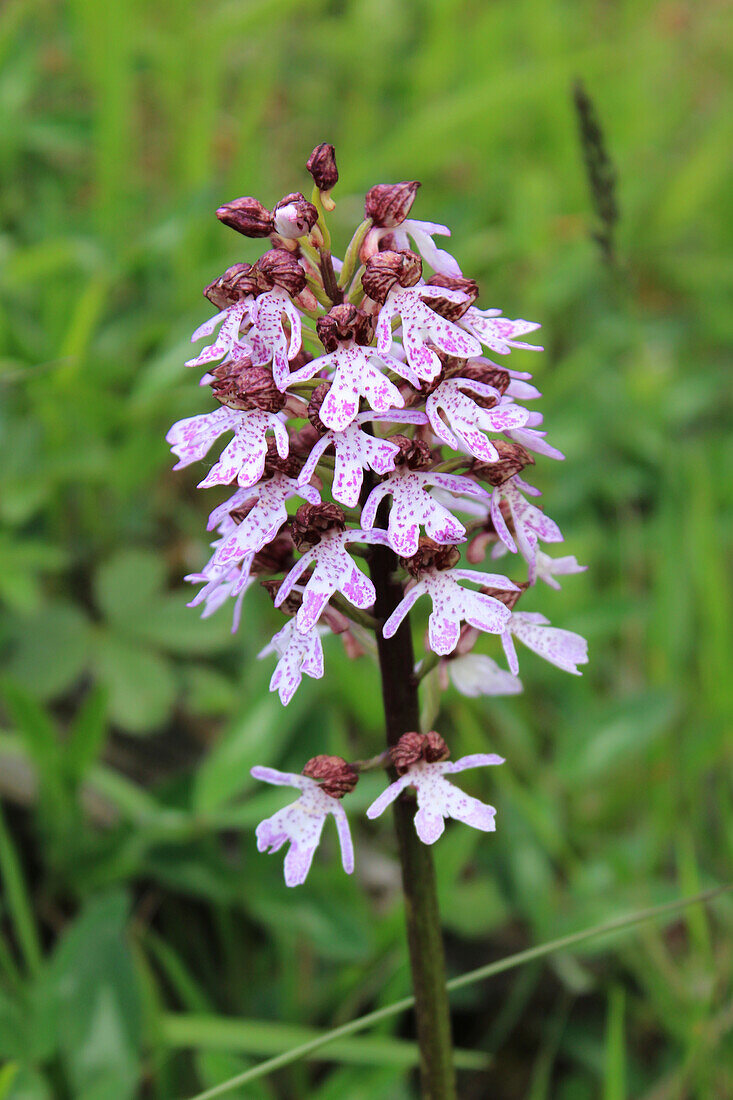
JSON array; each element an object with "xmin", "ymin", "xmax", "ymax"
[
  {"xmin": 261, "ymin": 578, "xmax": 301, "ymax": 613},
  {"xmin": 307, "ymin": 383, "xmax": 331, "ymax": 434},
  {"xmin": 289, "ymin": 421, "xmax": 323, "ymax": 458},
  {"xmin": 216, "ymin": 196, "xmax": 273, "ymax": 238},
  {"xmin": 392, "ymin": 731, "xmax": 449, "ymax": 774},
  {"xmin": 362, "ymin": 250, "xmax": 422, "ymax": 303},
  {"xmin": 454, "ymin": 361, "xmax": 511, "ymax": 394},
  {"xmin": 391, "ymin": 434, "xmax": 433, "ymax": 470},
  {"xmin": 306, "ymin": 143, "xmax": 339, "ymax": 192},
  {"xmin": 402, "ymin": 537, "xmax": 461, "ymax": 578},
  {"xmin": 211, "ymin": 364, "xmax": 285, "ymax": 413},
  {"xmin": 255, "ymin": 250, "xmax": 307, "ymax": 297},
  {"xmin": 302, "ymin": 755, "xmax": 358, "ymax": 798},
  {"xmin": 263, "ymin": 437, "xmax": 302, "ymax": 478},
  {"xmin": 316, "ymin": 304, "xmax": 374, "ymax": 351},
  {"xmin": 204, "ymin": 264, "xmax": 258, "ymax": 308},
  {"xmin": 365, "ymin": 181, "xmax": 420, "ymax": 227},
  {"xmin": 425, "ymin": 273, "xmax": 479, "ymax": 321},
  {"xmin": 481, "ymin": 581, "xmax": 528, "ymax": 611},
  {"xmin": 252, "ymin": 534, "xmax": 295, "ymax": 577},
  {"xmin": 291, "ymin": 502, "xmax": 346, "ymax": 550},
  {"xmin": 471, "ymin": 441, "xmax": 534, "ymax": 486},
  {"xmin": 272, "ymin": 192, "xmax": 319, "ymax": 239}
]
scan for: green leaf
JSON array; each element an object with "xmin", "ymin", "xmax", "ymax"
[
  {"xmin": 47, "ymin": 891, "xmax": 141, "ymax": 1100},
  {"xmin": 5, "ymin": 603, "xmax": 90, "ymax": 700},
  {"xmin": 5, "ymin": 1066, "xmax": 51, "ymax": 1100},
  {"xmin": 94, "ymin": 633, "xmax": 176, "ymax": 734},
  {"xmin": 127, "ymin": 593, "xmax": 233, "ymax": 655},
  {"xmin": 65, "ymin": 685, "xmax": 109, "ymax": 782},
  {"xmin": 93, "ymin": 549, "xmax": 168, "ymax": 625},
  {"xmin": 160, "ymin": 1013, "xmax": 488, "ymax": 1071},
  {"xmin": 603, "ymin": 985, "xmax": 625, "ymax": 1100}
]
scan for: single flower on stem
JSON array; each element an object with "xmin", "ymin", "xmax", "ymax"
[
  {"xmin": 258, "ymin": 619, "xmax": 326, "ymax": 706},
  {"xmin": 458, "ymin": 307, "xmax": 543, "ymax": 356},
  {"xmin": 367, "ymin": 731, "xmax": 504, "ymax": 844},
  {"xmin": 251, "ymin": 758, "xmax": 357, "ymax": 885},
  {"xmin": 361, "ymin": 181, "xmax": 462, "ymax": 276},
  {"xmin": 297, "ymin": 405, "xmax": 428, "ymax": 509},
  {"xmin": 382, "ymin": 540, "xmax": 518, "ymax": 656},
  {"xmin": 275, "ymin": 504, "xmax": 389, "ymax": 633},
  {"xmin": 501, "ymin": 609, "xmax": 589, "ymax": 676}
]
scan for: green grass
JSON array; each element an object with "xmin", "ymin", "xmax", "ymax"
[{"xmin": 0, "ymin": 0, "xmax": 731, "ymax": 1096}]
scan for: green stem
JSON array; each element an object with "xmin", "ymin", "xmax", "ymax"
[{"xmin": 368, "ymin": 540, "xmax": 457, "ymax": 1100}]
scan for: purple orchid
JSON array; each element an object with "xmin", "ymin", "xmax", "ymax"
[
  {"xmin": 361, "ymin": 469, "xmax": 487, "ymax": 557},
  {"xmin": 375, "ymin": 284, "xmax": 481, "ymax": 382},
  {"xmin": 207, "ymin": 475, "xmax": 319, "ymax": 571},
  {"xmin": 297, "ymin": 410, "xmax": 427, "ymax": 508},
  {"xmin": 185, "ymin": 300, "xmax": 251, "ymax": 370},
  {"xmin": 289, "ymin": 344, "xmax": 420, "ymax": 431},
  {"xmin": 275, "ymin": 528, "xmax": 389, "ymax": 633},
  {"xmin": 251, "ymin": 766, "xmax": 354, "ymax": 886},
  {"xmin": 459, "ymin": 307, "xmax": 543, "ymax": 356},
  {"xmin": 248, "ymin": 287, "xmax": 303, "ymax": 390},
  {"xmin": 490, "ymin": 475, "xmax": 564, "ymax": 579},
  {"xmin": 259, "ymin": 619, "xmax": 325, "ymax": 706},
  {"xmin": 426, "ymin": 379, "xmax": 531, "ymax": 462},
  {"xmin": 501, "ymin": 611, "xmax": 589, "ymax": 676},
  {"xmin": 166, "ymin": 405, "xmax": 289, "ymax": 489},
  {"xmin": 383, "ymin": 568, "xmax": 518, "ymax": 656},
  {"xmin": 367, "ymin": 753, "xmax": 504, "ymax": 844}
]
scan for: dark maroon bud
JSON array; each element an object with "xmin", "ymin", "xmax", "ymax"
[
  {"xmin": 391, "ymin": 434, "xmax": 433, "ymax": 470},
  {"xmin": 401, "ymin": 537, "xmax": 461, "ymax": 578},
  {"xmin": 316, "ymin": 304, "xmax": 373, "ymax": 351},
  {"xmin": 306, "ymin": 143, "xmax": 339, "ymax": 192},
  {"xmin": 307, "ymin": 383, "xmax": 331, "ymax": 434},
  {"xmin": 365, "ymin": 181, "xmax": 420, "ymax": 227},
  {"xmin": 253, "ymin": 534, "xmax": 295, "ymax": 577},
  {"xmin": 471, "ymin": 441, "xmax": 534, "ymax": 487},
  {"xmin": 481, "ymin": 581, "xmax": 528, "ymax": 611},
  {"xmin": 291, "ymin": 502, "xmax": 346, "ymax": 550},
  {"xmin": 261, "ymin": 577, "xmax": 301, "ymax": 613},
  {"xmin": 425, "ymin": 273, "xmax": 479, "ymax": 322},
  {"xmin": 204, "ymin": 264, "xmax": 258, "ymax": 308},
  {"xmin": 289, "ymin": 421, "xmax": 323, "ymax": 458},
  {"xmin": 216, "ymin": 196, "xmax": 273, "ymax": 238},
  {"xmin": 450, "ymin": 361, "xmax": 511, "ymax": 395},
  {"xmin": 272, "ymin": 192, "xmax": 319, "ymax": 239},
  {"xmin": 255, "ymin": 250, "xmax": 307, "ymax": 296},
  {"xmin": 362, "ymin": 249, "xmax": 422, "ymax": 304},
  {"xmin": 302, "ymin": 755, "xmax": 358, "ymax": 798},
  {"xmin": 263, "ymin": 438, "xmax": 302, "ymax": 479},
  {"xmin": 210, "ymin": 363, "xmax": 285, "ymax": 414},
  {"xmin": 392, "ymin": 731, "xmax": 449, "ymax": 774}
]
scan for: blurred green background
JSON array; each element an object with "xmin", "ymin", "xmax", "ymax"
[{"xmin": 0, "ymin": 0, "xmax": 731, "ymax": 1096}]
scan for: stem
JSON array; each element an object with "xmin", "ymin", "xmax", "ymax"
[{"xmin": 368, "ymin": 540, "xmax": 457, "ymax": 1099}]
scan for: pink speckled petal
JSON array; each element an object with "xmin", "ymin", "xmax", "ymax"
[
  {"xmin": 340, "ymin": 563, "xmax": 376, "ymax": 609},
  {"xmin": 511, "ymin": 613, "xmax": 588, "ymax": 674},
  {"xmin": 366, "ymin": 774, "xmax": 412, "ymax": 819},
  {"xmin": 250, "ymin": 766, "xmax": 307, "ymax": 790},
  {"xmin": 501, "ymin": 630, "xmax": 520, "ymax": 676},
  {"xmin": 333, "ymin": 804, "xmax": 354, "ymax": 874},
  {"xmin": 414, "ymin": 806, "xmax": 445, "ymax": 844},
  {"xmin": 382, "ymin": 584, "xmax": 423, "ymax": 639},
  {"xmin": 490, "ymin": 487, "xmax": 517, "ymax": 554},
  {"xmin": 442, "ymin": 754, "xmax": 505, "ymax": 773}
]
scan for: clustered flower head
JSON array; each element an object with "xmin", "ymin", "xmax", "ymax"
[{"xmin": 167, "ymin": 145, "xmax": 588, "ymax": 885}]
